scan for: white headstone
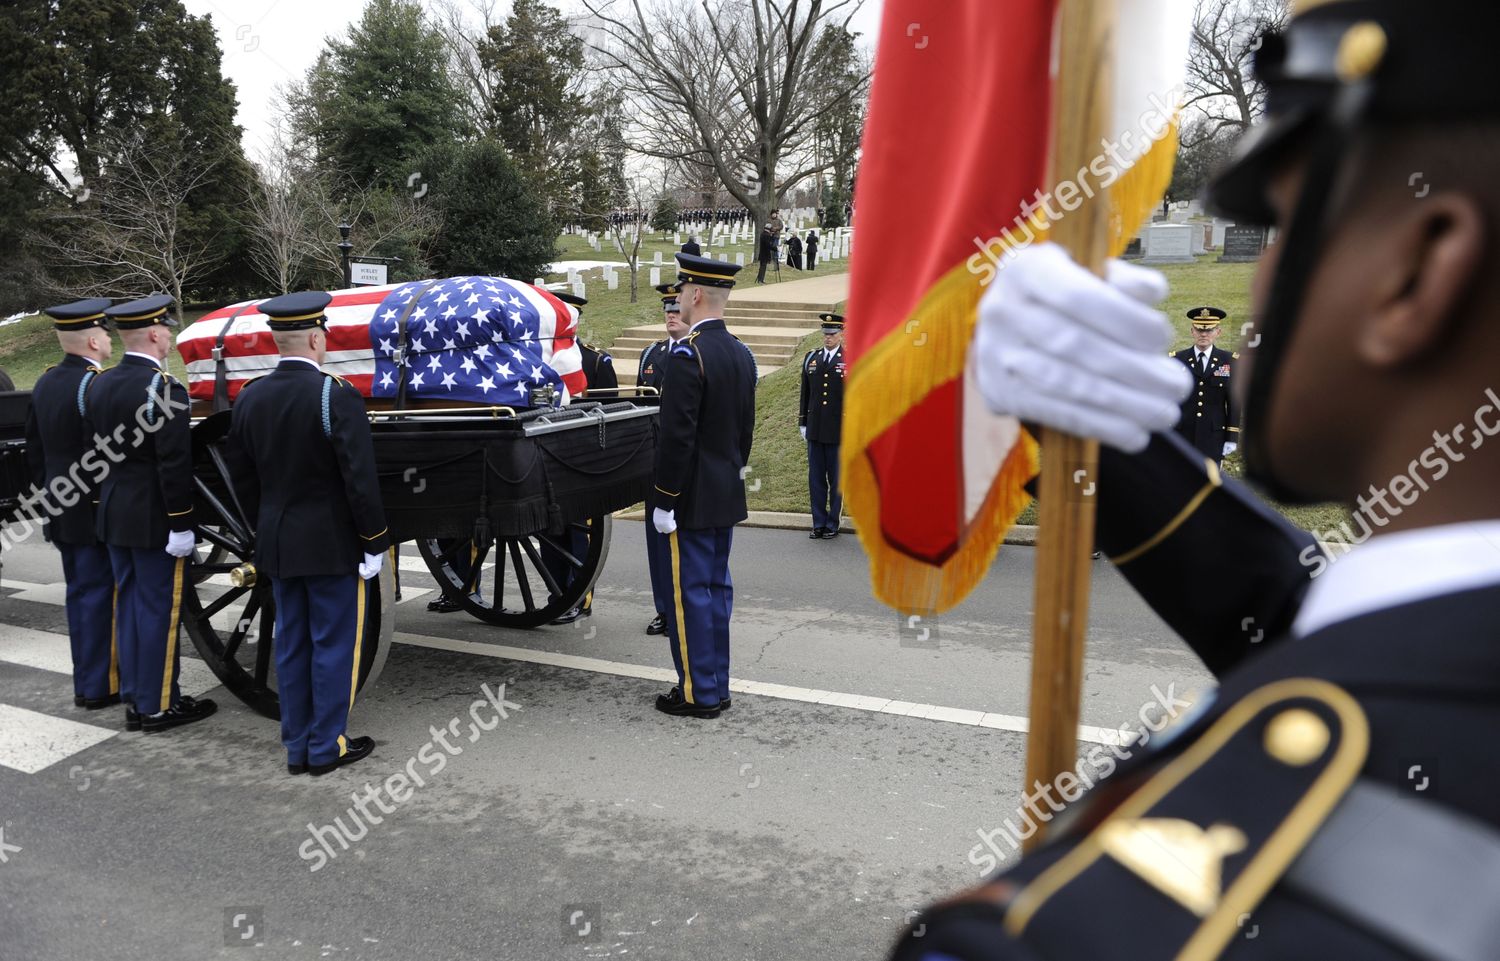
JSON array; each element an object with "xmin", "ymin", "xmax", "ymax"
[
  {"xmin": 735, "ymin": 253, "xmax": 744, "ymax": 266},
  {"xmin": 1211, "ymin": 219, "xmax": 1232, "ymax": 249},
  {"xmin": 673, "ymin": 232, "xmax": 681, "ymax": 245},
  {"xmin": 534, "ymin": 277, "xmax": 545, "ymax": 286},
  {"xmin": 1190, "ymin": 225, "xmax": 1208, "ymax": 256},
  {"xmin": 1140, "ymin": 223, "xmax": 1196, "ymax": 264},
  {"xmin": 650, "ymin": 267, "xmax": 661, "ymax": 287},
  {"xmin": 567, "ymin": 268, "xmax": 579, "ymax": 284},
  {"xmin": 653, "ymin": 250, "xmax": 662, "ymax": 266},
  {"xmin": 606, "ymin": 270, "xmax": 618, "ymax": 290},
  {"xmin": 572, "ymin": 281, "xmax": 585, "ymax": 299}
]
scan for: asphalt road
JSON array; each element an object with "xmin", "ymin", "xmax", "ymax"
[{"xmin": 0, "ymin": 522, "xmax": 1211, "ymax": 960}]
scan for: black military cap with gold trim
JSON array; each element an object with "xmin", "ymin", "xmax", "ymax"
[
  {"xmin": 818, "ymin": 312, "xmax": 845, "ymax": 333},
  {"xmin": 1209, "ymin": 0, "xmax": 1500, "ymax": 224},
  {"xmin": 260, "ymin": 291, "xmax": 331, "ymax": 331},
  {"xmin": 105, "ymin": 294, "xmax": 176, "ymax": 329},
  {"xmin": 43, "ymin": 298, "xmax": 112, "ymax": 331},
  {"xmin": 654, "ymin": 282, "xmax": 681, "ymax": 313},
  {"xmin": 1186, "ymin": 306, "xmax": 1226, "ymax": 330},
  {"xmin": 675, "ymin": 252, "xmax": 741, "ymax": 289}
]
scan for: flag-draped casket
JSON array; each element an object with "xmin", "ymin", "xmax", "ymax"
[{"xmin": 178, "ymin": 278, "xmax": 587, "ymax": 406}]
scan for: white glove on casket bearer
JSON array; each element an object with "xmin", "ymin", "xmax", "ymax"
[
  {"xmin": 1223, "ymin": 442, "xmax": 1238, "ymax": 457},
  {"xmin": 358, "ymin": 552, "xmax": 384, "ymax": 580},
  {"xmin": 165, "ymin": 530, "xmax": 195, "ymax": 558},
  {"xmin": 653, "ymin": 507, "xmax": 677, "ymax": 535},
  {"xmin": 799, "ymin": 426, "xmax": 808, "ymax": 441},
  {"xmin": 972, "ymin": 243, "xmax": 1193, "ymax": 453}
]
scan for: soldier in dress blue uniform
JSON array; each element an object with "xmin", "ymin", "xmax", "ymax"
[
  {"xmin": 799, "ymin": 313, "xmax": 846, "ymax": 538},
  {"xmin": 545, "ymin": 292, "xmax": 613, "ymax": 625},
  {"xmin": 640, "ymin": 283, "xmax": 686, "ymax": 638},
  {"xmin": 86, "ymin": 295, "xmax": 216, "ymax": 733},
  {"xmin": 25, "ymin": 299, "xmax": 119, "ymax": 710},
  {"xmin": 1172, "ymin": 307, "xmax": 1240, "ymax": 464},
  {"xmin": 225, "ymin": 291, "xmax": 388, "ymax": 775},
  {"xmin": 651, "ymin": 253, "xmax": 756, "ymax": 718},
  {"xmin": 895, "ymin": 2, "xmax": 1500, "ymax": 959}
]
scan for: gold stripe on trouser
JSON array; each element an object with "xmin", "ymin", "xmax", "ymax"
[
  {"xmin": 108, "ymin": 585, "xmax": 119, "ymax": 695},
  {"xmin": 160, "ymin": 558, "xmax": 185, "ymax": 712},
  {"xmin": 467, "ymin": 544, "xmax": 478, "ymax": 592},
  {"xmin": 348, "ymin": 576, "xmax": 367, "ymax": 709},
  {"xmin": 668, "ymin": 531, "xmax": 693, "ymax": 704}
]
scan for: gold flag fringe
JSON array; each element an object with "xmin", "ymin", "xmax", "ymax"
[{"xmin": 841, "ymin": 124, "xmax": 1179, "ymax": 616}]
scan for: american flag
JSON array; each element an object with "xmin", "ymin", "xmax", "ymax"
[{"xmin": 178, "ymin": 277, "xmax": 586, "ymax": 406}]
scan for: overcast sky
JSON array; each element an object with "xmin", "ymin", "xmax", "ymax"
[{"xmin": 183, "ymin": 0, "xmax": 886, "ymax": 162}]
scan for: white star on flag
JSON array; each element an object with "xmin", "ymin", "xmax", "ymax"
[
  {"xmin": 460, "ymin": 356, "xmax": 477, "ymax": 374},
  {"xmin": 380, "ymin": 308, "xmax": 397, "ymax": 322},
  {"xmin": 475, "ymin": 344, "xmax": 491, "ymax": 359},
  {"xmin": 478, "ymin": 375, "xmax": 496, "ymax": 393},
  {"xmin": 496, "ymin": 362, "xmax": 513, "ymax": 378},
  {"xmin": 530, "ymin": 364, "xmax": 544, "ymax": 383},
  {"xmin": 426, "ymin": 354, "xmax": 443, "ymax": 372},
  {"xmin": 414, "ymin": 306, "xmax": 428, "ymax": 320},
  {"xmin": 435, "ymin": 291, "xmax": 450, "ymax": 305},
  {"xmin": 423, "ymin": 318, "xmax": 438, "ymax": 336},
  {"xmin": 443, "ymin": 337, "xmax": 457, "ymax": 351},
  {"xmin": 411, "ymin": 372, "xmax": 425, "ymax": 388},
  {"xmin": 379, "ymin": 371, "xmax": 394, "ymax": 388},
  {"xmin": 442, "ymin": 305, "xmax": 458, "ymax": 319},
  {"xmin": 378, "ymin": 338, "xmax": 393, "ymax": 353},
  {"xmin": 456, "ymin": 321, "xmax": 470, "ymax": 338},
  {"xmin": 466, "ymin": 293, "xmax": 481, "ymax": 306},
  {"xmin": 441, "ymin": 371, "xmax": 457, "ymax": 390}
]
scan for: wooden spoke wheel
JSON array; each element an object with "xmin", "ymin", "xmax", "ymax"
[
  {"xmin": 180, "ymin": 428, "xmax": 394, "ymax": 720},
  {"xmin": 417, "ymin": 515, "xmax": 611, "ymax": 629}
]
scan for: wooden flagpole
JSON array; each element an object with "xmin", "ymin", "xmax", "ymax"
[{"xmin": 1022, "ymin": 0, "xmax": 1116, "ymax": 853}]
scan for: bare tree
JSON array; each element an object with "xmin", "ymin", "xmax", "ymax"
[
  {"xmin": 579, "ymin": 0, "xmax": 871, "ymax": 233},
  {"xmin": 430, "ymin": 0, "xmax": 507, "ymax": 136},
  {"xmin": 1183, "ymin": 0, "xmax": 1290, "ymax": 143},
  {"xmin": 32, "ymin": 135, "xmax": 226, "ymax": 321},
  {"xmin": 559, "ymin": 173, "xmax": 662, "ymax": 304},
  {"xmin": 246, "ymin": 126, "xmax": 324, "ymax": 294}
]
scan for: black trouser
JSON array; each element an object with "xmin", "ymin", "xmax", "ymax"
[{"xmin": 757, "ymin": 258, "xmax": 769, "ymax": 282}]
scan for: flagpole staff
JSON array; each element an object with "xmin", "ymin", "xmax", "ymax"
[{"xmin": 1022, "ymin": 0, "xmax": 1115, "ymax": 852}]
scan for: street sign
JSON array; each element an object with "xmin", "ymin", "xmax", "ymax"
[{"xmin": 351, "ymin": 261, "xmax": 388, "ymax": 286}]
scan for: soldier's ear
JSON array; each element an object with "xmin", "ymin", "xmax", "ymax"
[{"xmin": 1357, "ymin": 190, "xmax": 1484, "ymax": 369}]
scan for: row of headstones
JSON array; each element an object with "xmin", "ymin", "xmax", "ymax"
[
  {"xmin": 542, "ymin": 235, "xmax": 858, "ymax": 298},
  {"xmin": 1123, "ymin": 221, "xmax": 1273, "ymax": 264}
]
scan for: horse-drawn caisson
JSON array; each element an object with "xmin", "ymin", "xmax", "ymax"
[{"xmin": 0, "ymin": 277, "xmax": 658, "ymax": 719}]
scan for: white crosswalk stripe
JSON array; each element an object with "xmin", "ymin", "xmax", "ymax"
[{"xmin": 0, "ymin": 627, "xmax": 222, "ymax": 774}]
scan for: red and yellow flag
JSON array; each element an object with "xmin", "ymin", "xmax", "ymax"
[{"xmin": 844, "ymin": 0, "xmax": 1189, "ymax": 614}]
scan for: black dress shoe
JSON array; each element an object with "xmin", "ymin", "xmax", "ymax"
[
  {"xmin": 645, "ymin": 614, "xmax": 666, "ymax": 636},
  {"xmin": 309, "ymin": 735, "xmax": 375, "ymax": 776},
  {"xmin": 74, "ymin": 695, "xmax": 85, "ymax": 707},
  {"xmin": 824, "ymin": 527, "xmax": 840, "ymax": 538},
  {"xmin": 288, "ymin": 762, "xmax": 308, "ymax": 776},
  {"xmin": 720, "ymin": 697, "xmax": 732, "ymax": 710},
  {"xmin": 427, "ymin": 594, "xmax": 464, "ymax": 613},
  {"xmin": 654, "ymin": 688, "xmax": 721, "ymax": 718},
  {"xmin": 82, "ymin": 693, "xmax": 121, "ymax": 710},
  {"xmin": 809, "ymin": 528, "xmax": 823, "ymax": 539},
  {"xmin": 550, "ymin": 606, "xmax": 584, "ymax": 625},
  {"xmin": 141, "ymin": 695, "xmax": 217, "ymax": 733},
  {"xmin": 125, "ymin": 707, "xmax": 141, "ymax": 732}
]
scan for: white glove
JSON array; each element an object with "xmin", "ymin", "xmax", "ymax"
[
  {"xmin": 358, "ymin": 552, "xmax": 384, "ymax": 580},
  {"xmin": 973, "ymin": 243, "xmax": 1193, "ymax": 453},
  {"xmin": 799, "ymin": 426, "xmax": 808, "ymax": 440},
  {"xmin": 165, "ymin": 530, "xmax": 195, "ymax": 558},
  {"xmin": 652, "ymin": 507, "xmax": 677, "ymax": 534},
  {"xmin": 1223, "ymin": 441, "xmax": 1238, "ymax": 457}
]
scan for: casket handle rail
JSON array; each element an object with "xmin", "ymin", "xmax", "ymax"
[{"xmin": 212, "ymin": 300, "xmax": 268, "ymax": 413}]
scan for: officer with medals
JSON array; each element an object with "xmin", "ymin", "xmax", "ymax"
[
  {"xmin": 895, "ymin": 3, "xmax": 1500, "ymax": 959},
  {"xmin": 652, "ymin": 253, "xmax": 756, "ymax": 719},
  {"xmin": 640, "ymin": 283, "xmax": 687, "ymax": 638},
  {"xmin": 225, "ymin": 292, "xmax": 388, "ymax": 775},
  {"xmin": 25, "ymin": 299, "xmax": 119, "ymax": 710},
  {"xmin": 87, "ymin": 295, "xmax": 215, "ymax": 733},
  {"xmin": 799, "ymin": 313, "xmax": 846, "ymax": 538},
  {"xmin": 1172, "ymin": 306, "xmax": 1240, "ymax": 463}
]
